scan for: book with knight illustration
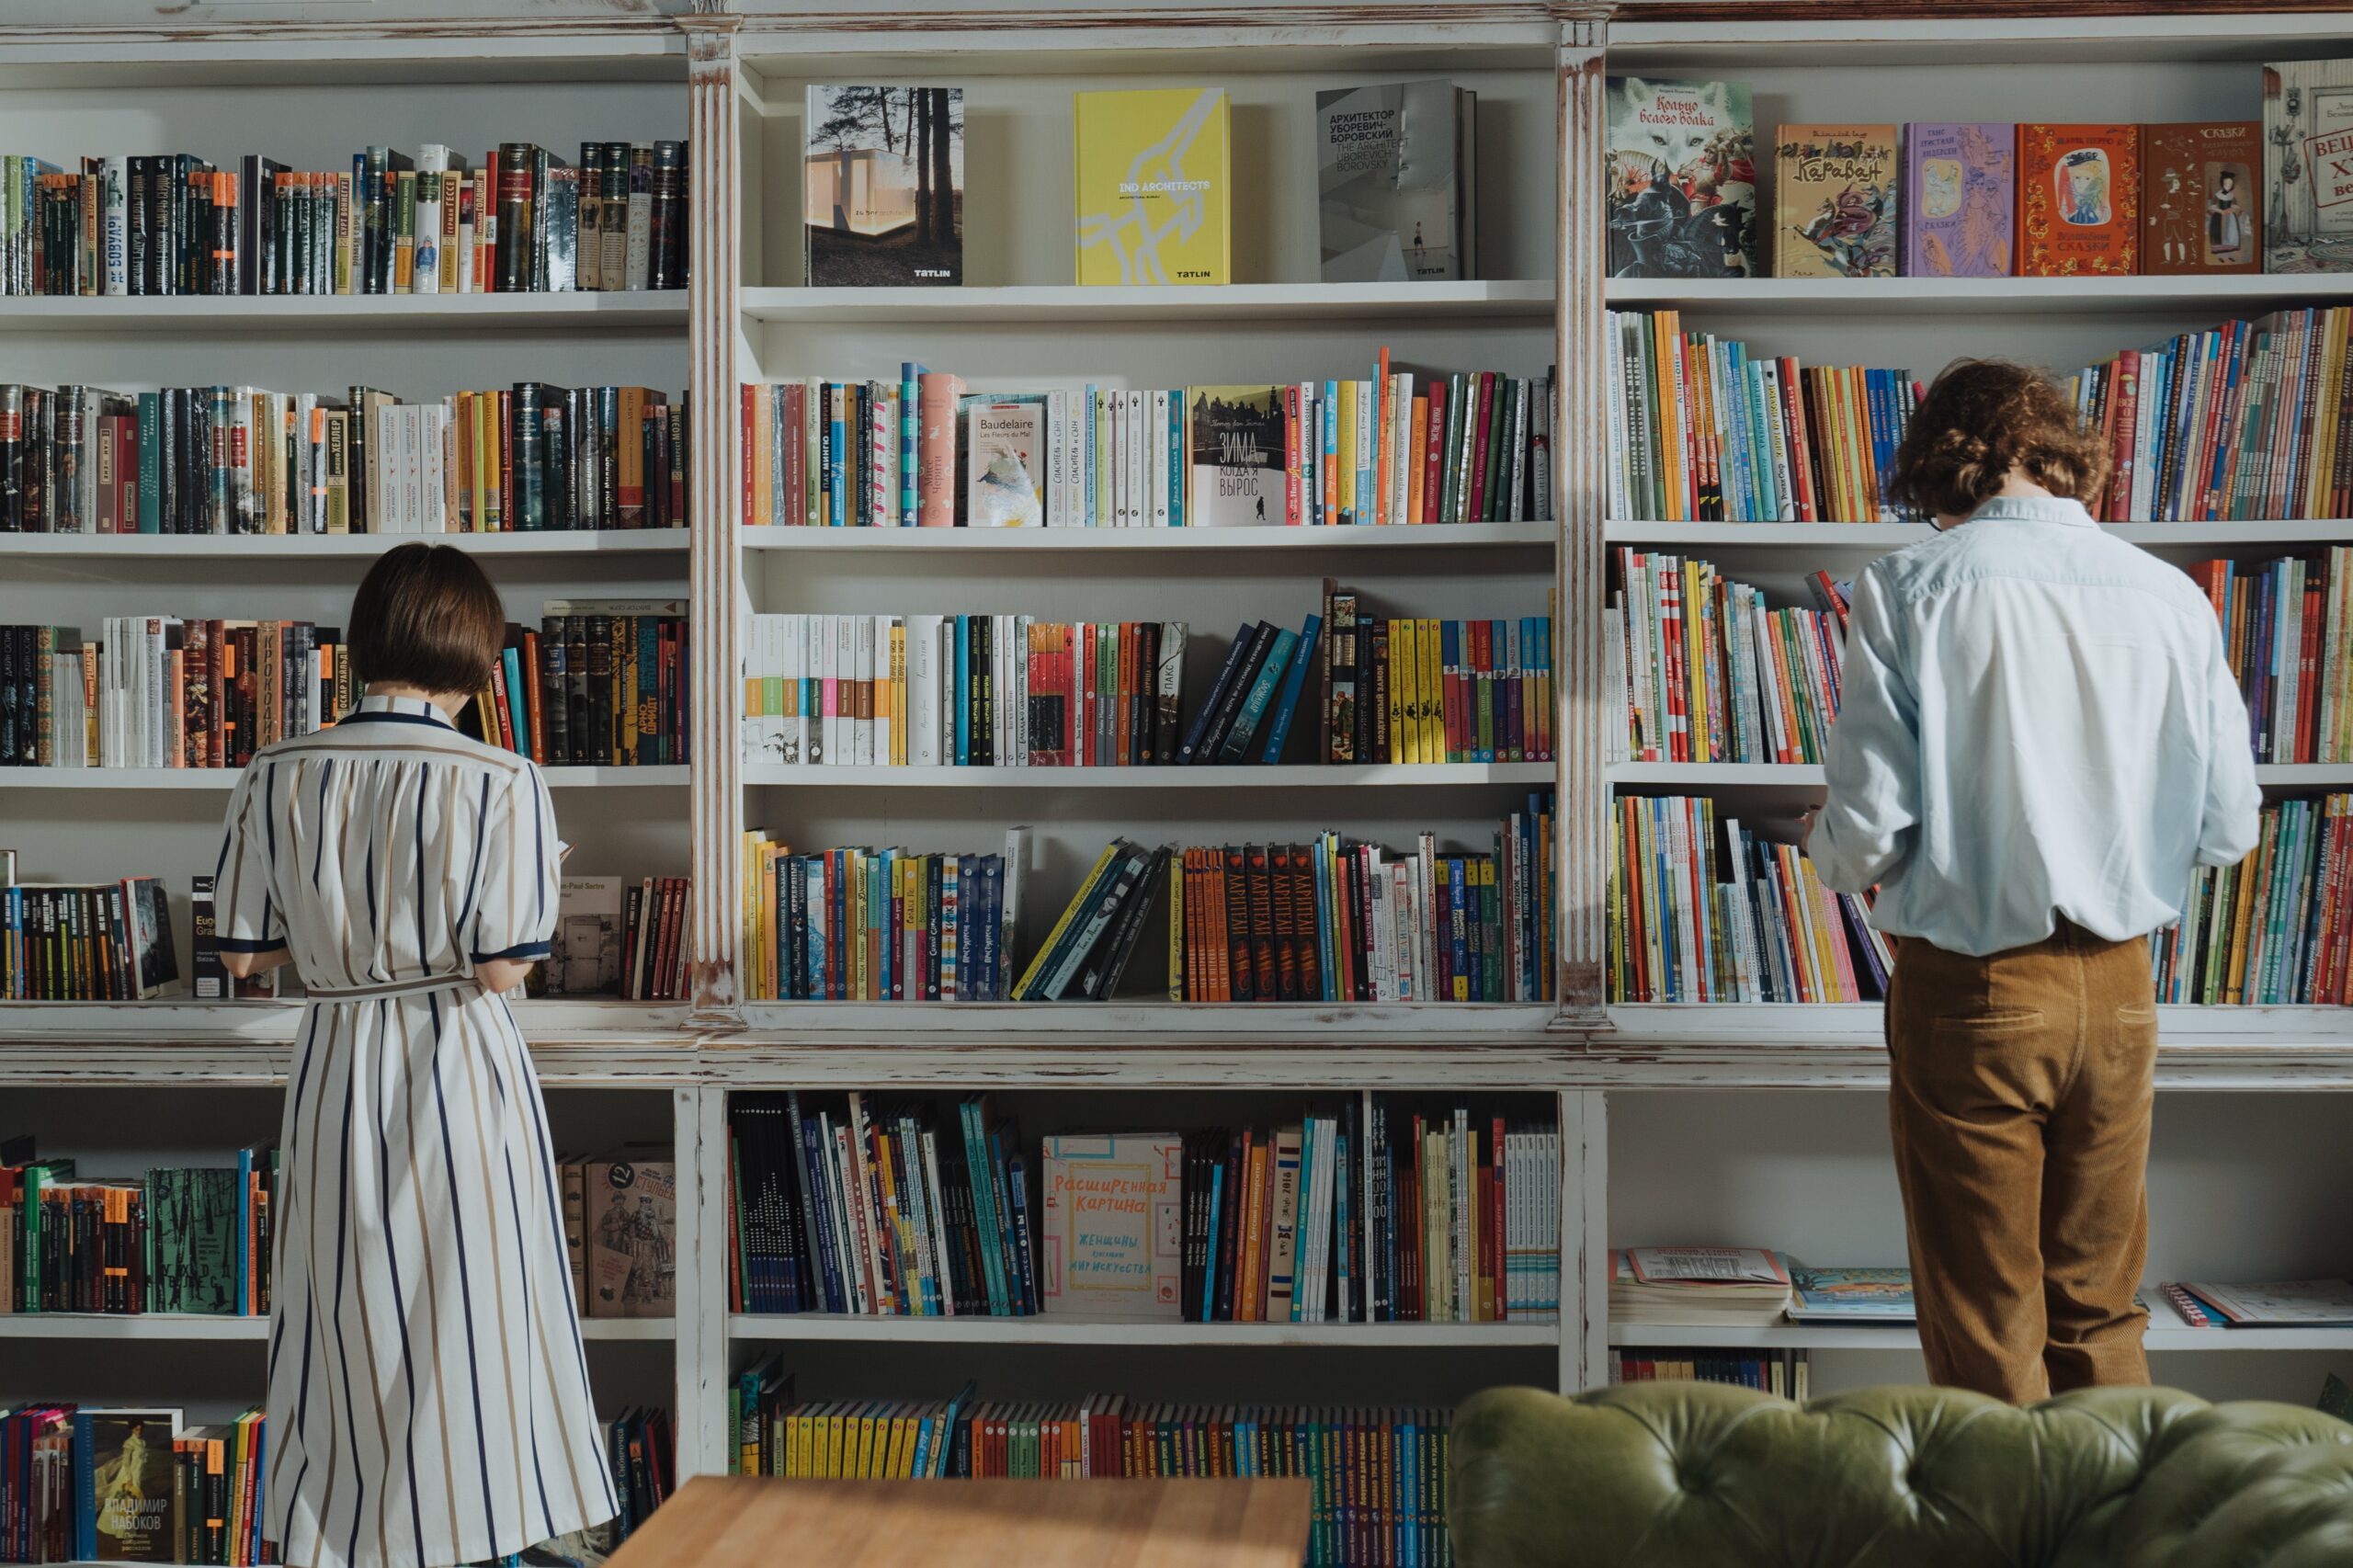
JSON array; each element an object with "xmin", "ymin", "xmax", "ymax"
[
  {"xmin": 1903, "ymin": 123, "xmax": 2014, "ymax": 278},
  {"xmin": 1773, "ymin": 124, "xmax": 1897, "ymax": 278},
  {"xmin": 2262, "ymin": 59, "xmax": 2353, "ymax": 273},
  {"xmin": 2017, "ymin": 123, "xmax": 2139, "ymax": 275},
  {"xmin": 1605, "ymin": 77, "xmax": 1756, "ymax": 278}
]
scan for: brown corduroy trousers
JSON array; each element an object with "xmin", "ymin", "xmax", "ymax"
[{"xmin": 1885, "ymin": 917, "xmax": 2160, "ymax": 1404}]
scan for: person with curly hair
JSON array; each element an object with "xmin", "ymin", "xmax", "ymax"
[{"xmin": 1806, "ymin": 359, "xmax": 2260, "ymax": 1404}]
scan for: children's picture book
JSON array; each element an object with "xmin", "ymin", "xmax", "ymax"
[
  {"xmin": 1902, "ymin": 122, "xmax": 2014, "ymax": 278},
  {"xmin": 964, "ymin": 399, "xmax": 1046, "ymax": 527},
  {"xmin": 1184, "ymin": 385, "xmax": 1286, "ymax": 528},
  {"xmin": 1604, "ymin": 77, "xmax": 1756, "ymax": 278},
  {"xmin": 1314, "ymin": 79, "xmax": 1477, "ymax": 282},
  {"xmin": 803, "ymin": 85, "xmax": 964, "ymax": 287},
  {"xmin": 2172, "ymin": 1278, "xmax": 2353, "ymax": 1326},
  {"xmin": 2262, "ymin": 59, "xmax": 2353, "ymax": 273},
  {"xmin": 1037, "ymin": 1132, "xmax": 1183, "ymax": 1319},
  {"xmin": 1773, "ymin": 123, "xmax": 1897, "ymax": 278},
  {"xmin": 2017, "ymin": 123, "xmax": 2139, "ymax": 275},
  {"xmin": 1074, "ymin": 87, "xmax": 1231, "ymax": 286},
  {"xmin": 2140, "ymin": 122, "xmax": 2260, "ymax": 275},
  {"xmin": 585, "ymin": 1150, "xmax": 676, "ymax": 1318},
  {"xmin": 1786, "ymin": 1266, "xmax": 1915, "ymax": 1322},
  {"xmin": 85, "ymin": 1409, "xmax": 181, "ymax": 1562}
]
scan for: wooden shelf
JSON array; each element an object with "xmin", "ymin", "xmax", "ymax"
[
  {"xmin": 727, "ymin": 1314, "xmax": 1555, "ymax": 1346},
  {"xmin": 744, "ymin": 521, "xmax": 1554, "ymax": 553},
  {"xmin": 742, "ymin": 280, "xmax": 1554, "ymax": 325},
  {"xmin": 0, "ymin": 531, "xmax": 690, "ymax": 559},
  {"xmin": 0, "ymin": 765, "xmax": 689, "ymax": 790},
  {"xmin": 1608, "ymin": 763, "xmax": 2352, "ymax": 790},
  {"xmin": 729, "ymin": 1001, "xmax": 1558, "ymax": 1043},
  {"xmin": 745, "ymin": 762, "xmax": 1552, "ymax": 790},
  {"xmin": 1606, "ymin": 276, "xmax": 2353, "ymax": 316},
  {"xmin": 1604, "ymin": 520, "xmax": 2352, "ymax": 551},
  {"xmin": 1611, "ymin": 1292, "xmax": 2353, "ymax": 1352},
  {"xmin": 0, "ymin": 1313, "xmax": 673, "ymax": 1341},
  {"xmin": 0, "ymin": 290, "xmax": 689, "ymax": 332}
]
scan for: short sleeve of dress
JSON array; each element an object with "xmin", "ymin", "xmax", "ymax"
[
  {"xmin": 214, "ymin": 766, "xmax": 288, "ymax": 955},
  {"xmin": 470, "ymin": 762, "xmax": 561, "ymax": 965}
]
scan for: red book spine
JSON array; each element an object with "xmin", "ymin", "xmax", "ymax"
[
  {"xmin": 1465, "ymin": 371, "xmax": 1496, "ymax": 521},
  {"xmin": 1283, "ymin": 385, "xmax": 1302, "ymax": 526},
  {"xmin": 1420, "ymin": 380, "xmax": 1447, "ymax": 524}
]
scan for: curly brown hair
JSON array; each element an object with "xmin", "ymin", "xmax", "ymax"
[{"xmin": 1887, "ymin": 358, "xmax": 2111, "ymax": 520}]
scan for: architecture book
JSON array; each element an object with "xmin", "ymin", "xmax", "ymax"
[
  {"xmin": 2264, "ymin": 58, "xmax": 2353, "ymax": 272},
  {"xmin": 1074, "ymin": 87, "xmax": 1231, "ymax": 286},
  {"xmin": 1038, "ymin": 1132, "xmax": 1184, "ymax": 1319},
  {"xmin": 803, "ymin": 85, "xmax": 964, "ymax": 286},
  {"xmin": 1314, "ymin": 79, "xmax": 1477, "ymax": 282},
  {"xmin": 2140, "ymin": 121, "xmax": 2260, "ymax": 274},
  {"xmin": 2018, "ymin": 122, "xmax": 2139, "ymax": 275},
  {"xmin": 1184, "ymin": 384, "xmax": 1286, "ymax": 528},
  {"xmin": 1901, "ymin": 122, "xmax": 2013, "ymax": 278},
  {"xmin": 1772, "ymin": 123, "xmax": 1896, "ymax": 278},
  {"xmin": 1604, "ymin": 77, "xmax": 1756, "ymax": 278}
]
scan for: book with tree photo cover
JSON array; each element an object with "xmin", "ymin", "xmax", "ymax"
[{"xmin": 803, "ymin": 85, "xmax": 963, "ymax": 287}]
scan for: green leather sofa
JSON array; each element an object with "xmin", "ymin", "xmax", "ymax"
[{"xmin": 1449, "ymin": 1382, "xmax": 2353, "ymax": 1567}]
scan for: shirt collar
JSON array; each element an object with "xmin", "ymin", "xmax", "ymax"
[
  {"xmin": 347, "ymin": 693, "xmax": 458, "ymax": 729},
  {"xmin": 1964, "ymin": 494, "xmax": 2097, "ymax": 528}
]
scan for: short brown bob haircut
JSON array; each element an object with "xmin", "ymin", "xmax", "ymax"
[
  {"xmin": 348, "ymin": 542, "xmax": 506, "ymax": 696},
  {"xmin": 1887, "ymin": 358, "xmax": 2112, "ymax": 520}
]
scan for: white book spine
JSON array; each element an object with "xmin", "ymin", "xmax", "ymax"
[
  {"xmin": 101, "ymin": 158, "xmax": 128, "ymax": 296},
  {"xmin": 1044, "ymin": 389, "xmax": 1068, "ymax": 528},
  {"xmin": 905, "ymin": 613, "xmax": 944, "ymax": 767},
  {"xmin": 414, "ymin": 145, "xmax": 448, "ymax": 295},
  {"xmin": 1128, "ymin": 390, "xmax": 1147, "ymax": 527},
  {"xmin": 625, "ymin": 156, "xmax": 653, "ymax": 290},
  {"xmin": 1148, "ymin": 390, "xmax": 1170, "ymax": 528}
]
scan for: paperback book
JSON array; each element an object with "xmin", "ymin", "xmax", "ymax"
[
  {"xmin": 1314, "ymin": 79, "xmax": 1478, "ymax": 282},
  {"xmin": 803, "ymin": 85, "xmax": 964, "ymax": 287},
  {"xmin": 1772, "ymin": 124, "xmax": 1897, "ymax": 278},
  {"xmin": 1038, "ymin": 1133, "xmax": 1183, "ymax": 1320},
  {"xmin": 1604, "ymin": 77, "xmax": 1756, "ymax": 278}
]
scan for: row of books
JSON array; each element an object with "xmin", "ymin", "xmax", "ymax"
[
  {"xmin": 0, "ymin": 878, "xmax": 177, "ymax": 1002},
  {"xmin": 601, "ymin": 876, "xmax": 693, "ymax": 1003},
  {"xmin": 1609, "ymin": 1248, "xmax": 1909, "ymax": 1328},
  {"xmin": 725, "ymin": 1091, "xmax": 1040, "ymax": 1317},
  {"xmin": 1608, "ymin": 311, "xmax": 1917, "ymax": 524},
  {"xmin": 1608, "ymin": 551, "xmax": 1848, "ymax": 766},
  {"xmin": 1608, "ymin": 1351, "xmax": 1813, "ymax": 1396},
  {"xmin": 2193, "ymin": 551, "xmax": 2352, "ymax": 765},
  {"xmin": 1163, "ymin": 1104, "xmax": 1560, "ymax": 1324},
  {"xmin": 739, "ymin": 361, "xmax": 1554, "ymax": 530},
  {"xmin": 0, "ymin": 1405, "xmax": 270, "ymax": 1565},
  {"xmin": 739, "ymin": 834, "xmax": 1027, "ymax": 1003},
  {"xmin": 726, "ymin": 1370, "xmax": 1454, "ymax": 1568},
  {"xmin": 1610, "ymin": 796, "xmax": 1892, "ymax": 1005},
  {"xmin": 0, "ymin": 1142, "xmax": 274, "ymax": 1315},
  {"xmin": 0, "ymin": 381, "xmax": 688, "ymax": 537},
  {"xmin": 2152, "ymin": 793, "xmax": 2351, "ymax": 1006},
  {"xmin": 456, "ymin": 605, "xmax": 691, "ymax": 769},
  {"xmin": 0, "ymin": 140, "xmax": 686, "ymax": 297},
  {"xmin": 1168, "ymin": 814, "xmax": 1556, "ymax": 1006},
  {"xmin": 560, "ymin": 1148, "xmax": 676, "ymax": 1319},
  {"xmin": 603, "ymin": 1409, "xmax": 676, "ymax": 1553},
  {"xmin": 2068, "ymin": 309, "xmax": 2353, "ymax": 524}
]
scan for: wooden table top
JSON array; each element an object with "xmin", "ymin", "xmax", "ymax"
[{"xmin": 605, "ymin": 1475, "xmax": 1313, "ymax": 1568}]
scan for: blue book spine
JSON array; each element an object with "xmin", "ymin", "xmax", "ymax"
[
  {"xmin": 500, "ymin": 647, "xmax": 526, "ymax": 754},
  {"xmin": 958, "ymin": 1102, "xmax": 1009, "ymax": 1314},
  {"xmin": 1289, "ymin": 1120, "xmax": 1315, "ymax": 1323},
  {"xmin": 1320, "ymin": 381, "xmax": 1340, "ymax": 526},
  {"xmin": 826, "ymin": 383, "xmax": 847, "ymax": 527},
  {"xmin": 1167, "ymin": 392, "xmax": 1185, "ymax": 526},
  {"xmin": 1314, "ymin": 835, "xmax": 1338, "ymax": 1002},
  {"xmin": 1332, "ymin": 1131, "xmax": 1350, "ymax": 1321},
  {"xmin": 1006, "ymin": 1148, "xmax": 1037, "ymax": 1316},
  {"xmin": 1439, "ymin": 620, "xmax": 1463, "ymax": 762},
  {"xmin": 900, "ymin": 361, "xmax": 922, "ymax": 525},
  {"xmin": 800, "ymin": 1115, "xmax": 846, "ymax": 1311},
  {"xmin": 74, "ymin": 1414, "xmax": 97, "ymax": 1561},
  {"xmin": 1219, "ymin": 627, "xmax": 1296, "ymax": 762},
  {"xmin": 952, "ymin": 615, "xmax": 970, "ymax": 765},
  {"xmin": 1260, "ymin": 615, "xmax": 1324, "ymax": 765},
  {"xmin": 1082, "ymin": 384, "xmax": 1097, "ymax": 527},
  {"xmin": 1356, "ymin": 374, "xmax": 1376, "ymax": 521},
  {"xmin": 235, "ymin": 1148, "xmax": 253, "ymax": 1314},
  {"xmin": 1201, "ymin": 1162, "xmax": 1224, "ymax": 1319},
  {"xmin": 1448, "ymin": 857, "xmax": 1471, "ymax": 1000}
]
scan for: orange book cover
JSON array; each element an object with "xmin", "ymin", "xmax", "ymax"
[{"xmin": 2018, "ymin": 123, "xmax": 2139, "ymax": 275}]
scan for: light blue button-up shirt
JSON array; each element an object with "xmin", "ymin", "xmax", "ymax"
[{"xmin": 1811, "ymin": 494, "xmax": 2262, "ymax": 958}]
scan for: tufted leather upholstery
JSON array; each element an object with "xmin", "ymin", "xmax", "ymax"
[{"xmin": 1449, "ymin": 1382, "xmax": 2353, "ymax": 1568}]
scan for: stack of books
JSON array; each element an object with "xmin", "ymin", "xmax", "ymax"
[
  {"xmin": 1608, "ymin": 1246, "xmax": 1794, "ymax": 1325},
  {"xmin": 1786, "ymin": 1266, "xmax": 1915, "ymax": 1324}
]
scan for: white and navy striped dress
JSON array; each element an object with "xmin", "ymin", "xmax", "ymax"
[{"xmin": 214, "ymin": 693, "xmax": 617, "ymax": 1568}]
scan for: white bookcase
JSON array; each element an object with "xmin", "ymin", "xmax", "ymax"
[{"xmin": 3, "ymin": 0, "xmax": 2351, "ymax": 1521}]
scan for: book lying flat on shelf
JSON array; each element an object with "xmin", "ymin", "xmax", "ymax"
[
  {"xmin": 1786, "ymin": 1266, "xmax": 1915, "ymax": 1323},
  {"xmin": 1604, "ymin": 77, "xmax": 1755, "ymax": 280},
  {"xmin": 803, "ymin": 85, "xmax": 964, "ymax": 288},
  {"xmin": 1073, "ymin": 88, "xmax": 1231, "ymax": 287},
  {"xmin": 1315, "ymin": 79, "xmax": 1478, "ymax": 283},
  {"xmin": 2166, "ymin": 1278, "xmax": 2353, "ymax": 1326},
  {"xmin": 1609, "ymin": 1246, "xmax": 1793, "ymax": 1325},
  {"xmin": 1772, "ymin": 124, "xmax": 1896, "ymax": 278},
  {"xmin": 2263, "ymin": 58, "xmax": 2353, "ymax": 274}
]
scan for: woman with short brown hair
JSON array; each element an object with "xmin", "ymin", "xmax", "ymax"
[
  {"xmin": 216, "ymin": 542, "xmax": 615, "ymax": 1568},
  {"xmin": 1810, "ymin": 358, "xmax": 2260, "ymax": 1404}
]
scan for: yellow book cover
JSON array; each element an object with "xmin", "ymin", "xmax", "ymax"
[
  {"xmin": 1407, "ymin": 394, "xmax": 1429, "ymax": 523},
  {"xmin": 1166, "ymin": 850, "xmax": 1186, "ymax": 1002},
  {"xmin": 1336, "ymin": 379, "xmax": 1358, "ymax": 519},
  {"xmin": 1396, "ymin": 618, "xmax": 1422, "ymax": 765},
  {"xmin": 1074, "ymin": 87, "xmax": 1232, "ymax": 286}
]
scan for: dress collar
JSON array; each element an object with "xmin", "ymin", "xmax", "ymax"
[
  {"xmin": 345, "ymin": 693, "xmax": 458, "ymax": 729},
  {"xmin": 1965, "ymin": 494, "xmax": 2097, "ymax": 528}
]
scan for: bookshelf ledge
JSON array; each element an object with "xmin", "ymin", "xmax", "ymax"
[
  {"xmin": 0, "ymin": 765, "xmax": 690, "ymax": 790},
  {"xmin": 741, "ymin": 521, "xmax": 1555, "ymax": 553},
  {"xmin": 0, "ymin": 290, "xmax": 691, "ymax": 333},
  {"xmin": 0, "ymin": 531, "xmax": 692, "ymax": 560},
  {"xmin": 1611, "ymin": 1294, "xmax": 2351, "ymax": 1353},
  {"xmin": 724, "ymin": 1315, "xmax": 1556, "ymax": 1347},
  {"xmin": 0, "ymin": 1313, "xmax": 674, "ymax": 1342},
  {"xmin": 1603, "ymin": 276, "xmax": 2353, "ymax": 316},
  {"xmin": 739, "ymin": 280, "xmax": 1555, "ymax": 324},
  {"xmin": 1603, "ymin": 521, "xmax": 2353, "ymax": 553},
  {"xmin": 728, "ymin": 1001, "xmax": 1560, "ymax": 1041},
  {"xmin": 744, "ymin": 763, "xmax": 1553, "ymax": 790},
  {"xmin": 1608, "ymin": 763, "xmax": 2350, "ymax": 790}
]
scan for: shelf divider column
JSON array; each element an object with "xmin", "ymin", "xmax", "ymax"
[
  {"xmin": 681, "ymin": 10, "xmax": 747, "ymax": 1027},
  {"xmin": 675, "ymin": 1082, "xmax": 731, "ymax": 1482},
  {"xmin": 1560, "ymin": 1088, "xmax": 1608, "ymax": 1392},
  {"xmin": 1553, "ymin": 7, "xmax": 1613, "ymax": 1025}
]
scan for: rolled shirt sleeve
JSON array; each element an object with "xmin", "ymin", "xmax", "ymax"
[
  {"xmin": 213, "ymin": 765, "xmax": 288, "ymax": 955},
  {"xmin": 2196, "ymin": 621, "xmax": 2262, "ymax": 869},
  {"xmin": 1811, "ymin": 565, "xmax": 1922, "ymax": 894},
  {"xmin": 469, "ymin": 762, "xmax": 562, "ymax": 965}
]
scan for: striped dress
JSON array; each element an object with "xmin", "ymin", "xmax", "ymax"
[{"xmin": 214, "ymin": 693, "xmax": 617, "ymax": 1568}]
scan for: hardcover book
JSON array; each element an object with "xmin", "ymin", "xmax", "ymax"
[
  {"xmin": 1314, "ymin": 79, "xmax": 1478, "ymax": 282},
  {"xmin": 2017, "ymin": 123, "xmax": 2139, "ymax": 276},
  {"xmin": 1902, "ymin": 122, "xmax": 2014, "ymax": 278},
  {"xmin": 85, "ymin": 1409, "xmax": 181, "ymax": 1562},
  {"xmin": 585, "ymin": 1149, "xmax": 676, "ymax": 1318},
  {"xmin": 2263, "ymin": 59, "xmax": 2353, "ymax": 272},
  {"xmin": 2141, "ymin": 122, "xmax": 2260, "ymax": 274},
  {"xmin": 1605, "ymin": 77, "xmax": 1756, "ymax": 278},
  {"xmin": 1772, "ymin": 123, "xmax": 1897, "ymax": 278},
  {"xmin": 803, "ymin": 85, "xmax": 964, "ymax": 287},
  {"xmin": 1185, "ymin": 385, "xmax": 1286, "ymax": 528},
  {"xmin": 1074, "ymin": 87, "xmax": 1231, "ymax": 286},
  {"xmin": 964, "ymin": 399, "xmax": 1045, "ymax": 527},
  {"xmin": 1038, "ymin": 1132, "xmax": 1183, "ymax": 1319}
]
